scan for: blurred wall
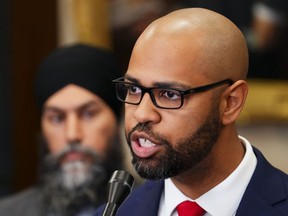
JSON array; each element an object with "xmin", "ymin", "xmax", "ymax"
[
  {"xmin": 0, "ymin": 0, "xmax": 13, "ymax": 196},
  {"xmin": 57, "ymin": 0, "xmax": 112, "ymax": 50},
  {"xmin": 9, "ymin": 0, "xmax": 57, "ymax": 192}
]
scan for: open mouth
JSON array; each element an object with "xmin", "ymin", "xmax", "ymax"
[
  {"xmin": 130, "ymin": 132, "xmax": 162, "ymax": 158},
  {"xmin": 138, "ymin": 138, "xmax": 156, "ymax": 147}
]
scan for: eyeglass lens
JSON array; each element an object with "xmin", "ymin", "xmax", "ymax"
[{"xmin": 116, "ymin": 83, "xmax": 183, "ymax": 108}]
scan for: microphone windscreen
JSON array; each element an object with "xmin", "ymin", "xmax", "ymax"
[
  {"xmin": 102, "ymin": 170, "xmax": 134, "ymax": 216},
  {"xmin": 107, "ymin": 170, "xmax": 134, "ymax": 205}
]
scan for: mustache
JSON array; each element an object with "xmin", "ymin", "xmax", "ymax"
[
  {"xmin": 44, "ymin": 143, "xmax": 102, "ymax": 167},
  {"xmin": 127, "ymin": 123, "xmax": 169, "ymax": 147}
]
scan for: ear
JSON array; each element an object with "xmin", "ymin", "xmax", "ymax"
[{"xmin": 221, "ymin": 80, "xmax": 248, "ymax": 125}]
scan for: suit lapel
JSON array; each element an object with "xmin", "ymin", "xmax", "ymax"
[
  {"xmin": 118, "ymin": 180, "xmax": 164, "ymax": 216},
  {"xmin": 137, "ymin": 181, "xmax": 164, "ymax": 216},
  {"xmin": 236, "ymin": 147, "xmax": 288, "ymax": 216},
  {"xmin": 236, "ymin": 187, "xmax": 283, "ymax": 216}
]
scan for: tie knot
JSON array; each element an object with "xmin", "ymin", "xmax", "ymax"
[{"xmin": 176, "ymin": 201, "xmax": 205, "ymax": 216}]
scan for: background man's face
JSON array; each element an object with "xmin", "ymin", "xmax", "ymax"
[
  {"xmin": 41, "ymin": 84, "xmax": 117, "ymax": 163},
  {"xmin": 39, "ymin": 84, "xmax": 120, "ymax": 214}
]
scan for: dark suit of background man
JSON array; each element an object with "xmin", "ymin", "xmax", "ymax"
[
  {"xmin": 95, "ymin": 8, "xmax": 288, "ymax": 216},
  {"xmin": 0, "ymin": 44, "xmax": 124, "ymax": 216}
]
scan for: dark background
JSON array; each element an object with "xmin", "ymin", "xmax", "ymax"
[{"xmin": 0, "ymin": 0, "xmax": 57, "ymax": 196}]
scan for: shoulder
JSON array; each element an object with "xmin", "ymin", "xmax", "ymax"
[
  {"xmin": 116, "ymin": 180, "xmax": 164, "ymax": 215},
  {"xmin": 0, "ymin": 187, "xmax": 42, "ymax": 215},
  {"xmin": 253, "ymin": 147, "xmax": 288, "ymax": 179},
  {"xmin": 127, "ymin": 180, "xmax": 164, "ymax": 200},
  {"xmin": 95, "ymin": 180, "xmax": 164, "ymax": 216},
  {"xmin": 238, "ymin": 147, "xmax": 288, "ymax": 215}
]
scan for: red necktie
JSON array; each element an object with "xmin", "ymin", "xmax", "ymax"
[{"xmin": 176, "ymin": 201, "xmax": 205, "ymax": 216}]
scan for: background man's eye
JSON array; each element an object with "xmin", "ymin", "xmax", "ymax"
[
  {"xmin": 48, "ymin": 114, "xmax": 64, "ymax": 124},
  {"xmin": 82, "ymin": 110, "xmax": 97, "ymax": 119}
]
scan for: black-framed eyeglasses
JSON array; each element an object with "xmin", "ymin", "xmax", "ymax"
[{"xmin": 112, "ymin": 77, "xmax": 234, "ymax": 109}]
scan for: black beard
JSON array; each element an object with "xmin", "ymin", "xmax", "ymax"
[
  {"xmin": 126, "ymin": 101, "xmax": 222, "ymax": 180},
  {"xmin": 40, "ymin": 144, "xmax": 109, "ymax": 216}
]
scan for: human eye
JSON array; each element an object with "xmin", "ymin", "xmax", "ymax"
[
  {"xmin": 159, "ymin": 89, "xmax": 181, "ymax": 100},
  {"xmin": 81, "ymin": 108, "xmax": 98, "ymax": 120},
  {"xmin": 45, "ymin": 113, "xmax": 65, "ymax": 124},
  {"xmin": 127, "ymin": 84, "xmax": 141, "ymax": 95}
]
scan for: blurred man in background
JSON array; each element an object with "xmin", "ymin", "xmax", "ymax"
[{"xmin": 0, "ymin": 44, "xmax": 123, "ymax": 216}]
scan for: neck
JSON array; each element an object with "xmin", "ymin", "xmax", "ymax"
[{"xmin": 171, "ymin": 128, "xmax": 245, "ymax": 199}]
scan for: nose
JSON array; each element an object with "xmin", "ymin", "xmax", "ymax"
[
  {"xmin": 132, "ymin": 93, "xmax": 161, "ymax": 124},
  {"xmin": 65, "ymin": 114, "xmax": 82, "ymax": 144}
]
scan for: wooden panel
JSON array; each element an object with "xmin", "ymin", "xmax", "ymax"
[
  {"xmin": 239, "ymin": 79, "xmax": 288, "ymax": 123},
  {"xmin": 58, "ymin": 0, "xmax": 112, "ymax": 50},
  {"xmin": 10, "ymin": 0, "xmax": 57, "ymax": 191}
]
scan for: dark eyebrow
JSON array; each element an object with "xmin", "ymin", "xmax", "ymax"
[
  {"xmin": 43, "ymin": 106, "xmax": 63, "ymax": 114},
  {"xmin": 76, "ymin": 101, "xmax": 99, "ymax": 113},
  {"xmin": 43, "ymin": 101, "xmax": 99, "ymax": 114},
  {"xmin": 124, "ymin": 74, "xmax": 191, "ymax": 89},
  {"xmin": 124, "ymin": 74, "xmax": 140, "ymax": 84},
  {"xmin": 153, "ymin": 81, "xmax": 191, "ymax": 89}
]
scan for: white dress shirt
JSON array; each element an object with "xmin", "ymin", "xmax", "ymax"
[{"xmin": 158, "ymin": 136, "xmax": 257, "ymax": 216}]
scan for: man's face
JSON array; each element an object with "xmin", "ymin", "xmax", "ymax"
[
  {"xmin": 126, "ymin": 100, "xmax": 221, "ymax": 180},
  {"xmin": 40, "ymin": 84, "xmax": 119, "ymax": 214},
  {"xmin": 124, "ymin": 34, "xmax": 224, "ymax": 180},
  {"xmin": 41, "ymin": 84, "xmax": 117, "ymax": 165}
]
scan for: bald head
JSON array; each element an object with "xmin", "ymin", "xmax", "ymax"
[{"xmin": 129, "ymin": 8, "xmax": 249, "ymax": 81}]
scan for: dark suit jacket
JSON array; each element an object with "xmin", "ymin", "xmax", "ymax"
[
  {"xmin": 0, "ymin": 187, "xmax": 43, "ymax": 216},
  {"xmin": 96, "ymin": 147, "xmax": 288, "ymax": 216}
]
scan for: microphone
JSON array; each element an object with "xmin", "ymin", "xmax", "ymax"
[{"xmin": 102, "ymin": 170, "xmax": 134, "ymax": 216}]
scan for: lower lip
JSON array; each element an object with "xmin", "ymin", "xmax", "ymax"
[
  {"xmin": 131, "ymin": 141, "xmax": 161, "ymax": 158},
  {"xmin": 61, "ymin": 152, "xmax": 85, "ymax": 162}
]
